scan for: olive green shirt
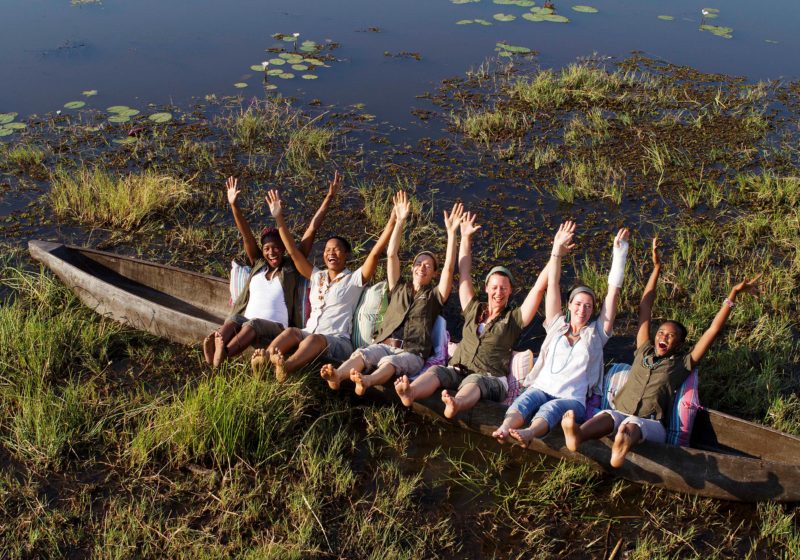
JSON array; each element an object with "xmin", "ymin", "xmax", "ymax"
[
  {"xmin": 449, "ymin": 296, "xmax": 524, "ymax": 378},
  {"xmin": 614, "ymin": 342, "xmax": 693, "ymax": 423},
  {"xmin": 230, "ymin": 257, "xmax": 303, "ymax": 328},
  {"xmin": 372, "ymin": 282, "xmax": 444, "ymax": 358}
]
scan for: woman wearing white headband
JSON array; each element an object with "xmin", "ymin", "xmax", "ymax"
[{"xmin": 493, "ymin": 221, "xmax": 630, "ymax": 446}]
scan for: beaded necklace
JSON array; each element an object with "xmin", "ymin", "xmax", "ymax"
[
  {"xmin": 549, "ymin": 332, "xmax": 579, "ymax": 375},
  {"xmin": 642, "ymin": 352, "xmax": 671, "ymax": 370}
]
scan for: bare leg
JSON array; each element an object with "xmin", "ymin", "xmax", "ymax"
[
  {"xmin": 610, "ymin": 423, "xmax": 642, "ymax": 468},
  {"xmin": 281, "ymin": 334, "xmax": 328, "ymax": 376},
  {"xmin": 225, "ymin": 326, "xmax": 257, "ymax": 359},
  {"xmin": 322, "ymin": 355, "xmax": 365, "ymax": 391},
  {"xmin": 267, "ymin": 328, "xmax": 304, "ymax": 382},
  {"xmin": 394, "ymin": 369, "xmax": 443, "ymax": 408},
  {"xmin": 492, "ymin": 410, "xmax": 525, "ymax": 443},
  {"xmin": 442, "ymin": 383, "xmax": 481, "ymax": 419},
  {"xmin": 352, "ymin": 362, "xmax": 396, "ymax": 396},
  {"xmin": 251, "ymin": 348, "xmax": 269, "ymax": 373},
  {"xmin": 213, "ymin": 332, "xmax": 227, "ymax": 368},
  {"xmin": 562, "ymin": 411, "xmax": 615, "ymax": 452},
  {"xmin": 205, "ymin": 321, "xmax": 239, "ymax": 365},
  {"xmin": 509, "ymin": 417, "xmax": 551, "ymax": 447}
]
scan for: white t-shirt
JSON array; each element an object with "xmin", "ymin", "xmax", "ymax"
[
  {"xmin": 526, "ymin": 314, "xmax": 610, "ymax": 406},
  {"xmin": 243, "ymin": 270, "xmax": 289, "ymax": 327},
  {"xmin": 303, "ymin": 266, "xmax": 365, "ymax": 339}
]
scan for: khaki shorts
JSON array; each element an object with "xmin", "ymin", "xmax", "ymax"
[
  {"xmin": 299, "ymin": 330, "xmax": 354, "ymax": 362},
  {"xmin": 599, "ymin": 409, "xmax": 667, "ymax": 444},
  {"xmin": 353, "ymin": 343, "xmax": 425, "ymax": 377},
  {"xmin": 225, "ymin": 314, "xmax": 284, "ymax": 347},
  {"xmin": 429, "ymin": 366, "xmax": 507, "ymax": 402}
]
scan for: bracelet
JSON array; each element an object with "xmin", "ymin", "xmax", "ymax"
[
  {"xmin": 723, "ymin": 298, "xmax": 735, "ymax": 309},
  {"xmin": 551, "ymin": 252, "xmax": 563, "ymax": 258}
]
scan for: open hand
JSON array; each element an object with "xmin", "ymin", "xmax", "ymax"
[
  {"xmin": 327, "ymin": 170, "xmax": 342, "ymax": 198},
  {"xmin": 225, "ymin": 177, "xmax": 240, "ymax": 206},
  {"xmin": 652, "ymin": 236, "xmax": 660, "ymax": 267},
  {"xmin": 614, "ymin": 228, "xmax": 630, "ymax": 248},
  {"xmin": 443, "ymin": 202, "xmax": 464, "ymax": 235},
  {"xmin": 460, "ymin": 212, "xmax": 481, "ymax": 237},
  {"xmin": 266, "ymin": 189, "xmax": 283, "ymax": 218},
  {"xmin": 732, "ymin": 273, "xmax": 763, "ymax": 298},
  {"xmin": 552, "ymin": 221, "xmax": 576, "ymax": 257},
  {"xmin": 393, "ymin": 191, "xmax": 412, "ymax": 222}
]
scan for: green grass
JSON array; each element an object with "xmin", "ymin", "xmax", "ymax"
[
  {"xmin": 285, "ymin": 123, "xmax": 333, "ymax": 174},
  {"xmin": 49, "ymin": 166, "xmax": 191, "ymax": 230}
]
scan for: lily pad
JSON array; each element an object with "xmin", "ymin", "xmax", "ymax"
[
  {"xmin": 304, "ymin": 58, "xmax": 325, "ymax": 66},
  {"xmin": 456, "ymin": 19, "xmax": 474, "ymax": 24},
  {"xmin": 0, "ymin": 113, "xmax": 17, "ymax": 125},
  {"xmin": 4, "ymin": 122, "xmax": 26, "ymax": 130},
  {"xmin": 282, "ymin": 36, "xmax": 296, "ymax": 42},
  {"xmin": 452, "ymin": 0, "xmax": 479, "ymax": 3},
  {"xmin": 64, "ymin": 101, "xmax": 86, "ymax": 109},
  {"xmin": 234, "ymin": 82, "xmax": 248, "ymax": 88},
  {"xmin": 250, "ymin": 64, "xmax": 266, "ymax": 71},
  {"xmin": 302, "ymin": 74, "xmax": 318, "ymax": 80},
  {"xmin": 529, "ymin": 6, "xmax": 554, "ymax": 14},
  {"xmin": 475, "ymin": 18, "xmax": 493, "ymax": 25},
  {"xmin": 496, "ymin": 42, "xmax": 532, "ymax": 53},
  {"xmin": 493, "ymin": 13, "xmax": 516, "ymax": 21},
  {"xmin": 107, "ymin": 105, "xmax": 133, "ymax": 113},
  {"xmin": 264, "ymin": 84, "xmax": 278, "ymax": 90},
  {"xmin": 572, "ymin": 5, "xmax": 598, "ymax": 13},
  {"xmin": 0, "ymin": 128, "xmax": 14, "ymax": 137},
  {"xmin": 291, "ymin": 64, "xmax": 309, "ymax": 71},
  {"xmin": 267, "ymin": 69, "xmax": 284, "ymax": 76},
  {"xmin": 149, "ymin": 112, "xmax": 173, "ymax": 123},
  {"xmin": 543, "ymin": 13, "xmax": 570, "ymax": 22},
  {"xmin": 701, "ymin": 8, "xmax": 719, "ymax": 19},
  {"xmin": 765, "ymin": 39, "xmax": 779, "ymax": 44},
  {"xmin": 285, "ymin": 55, "xmax": 305, "ymax": 63},
  {"xmin": 300, "ymin": 45, "xmax": 317, "ymax": 53},
  {"xmin": 118, "ymin": 109, "xmax": 140, "ymax": 117},
  {"xmin": 657, "ymin": 15, "xmax": 674, "ymax": 21},
  {"xmin": 269, "ymin": 58, "xmax": 286, "ymax": 65},
  {"xmin": 301, "ymin": 40, "xmax": 317, "ymax": 48},
  {"xmin": 108, "ymin": 115, "xmax": 131, "ymax": 123},
  {"xmin": 82, "ymin": 89, "xmax": 98, "ymax": 97},
  {"xmin": 278, "ymin": 72, "xmax": 295, "ymax": 79},
  {"xmin": 700, "ymin": 24, "xmax": 733, "ymax": 38},
  {"xmin": 522, "ymin": 12, "xmax": 545, "ymax": 21}
]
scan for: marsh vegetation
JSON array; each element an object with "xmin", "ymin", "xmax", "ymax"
[{"xmin": 0, "ymin": 54, "xmax": 798, "ymax": 557}]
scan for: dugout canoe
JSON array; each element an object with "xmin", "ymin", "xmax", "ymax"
[{"xmin": 28, "ymin": 240, "xmax": 800, "ymax": 502}]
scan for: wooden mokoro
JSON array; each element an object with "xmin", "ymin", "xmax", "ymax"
[{"xmin": 28, "ymin": 240, "xmax": 800, "ymax": 502}]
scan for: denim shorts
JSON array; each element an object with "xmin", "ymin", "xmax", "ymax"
[{"xmin": 508, "ymin": 387, "xmax": 585, "ymax": 430}]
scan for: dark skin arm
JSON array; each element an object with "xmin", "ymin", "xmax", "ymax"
[
  {"xmin": 359, "ymin": 206, "xmax": 397, "ymax": 283},
  {"xmin": 689, "ymin": 274, "xmax": 762, "ymax": 367},
  {"xmin": 266, "ymin": 190, "xmax": 315, "ymax": 279},
  {"xmin": 298, "ymin": 171, "xmax": 341, "ymax": 258},
  {"xmin": 636, "ymin": 237, "xmax": 662, "ymax": 348},
  {"xmin": 225, "ymin": 177, "xmax": 261, "ymax": 266}
]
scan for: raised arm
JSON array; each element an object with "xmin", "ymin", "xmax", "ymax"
[
  {"xmin": 689, "ymin": 274, "xmax": 761, "ymax": 367},
  {"xmin": 386, "ymin": 191, "xmax": 410, "ymax": 290},
  {"xmin": 298, "ymin": 171, "xmax": 340, "ymax": 258},
  {"xmin": 225, "ymin": 177, "xmax": 261, "ymax": 266},
  {"xmin": 360, "ymin": 206, "xmax": 397, "ymax": 283},
  {"xmin": 598, "ymin": 228, "xmax": 630, "ymax": 336},
  {"xmin": 458, "ymin": 212, "xmax": 481, "ymax": 310},
  {"xmin": 266, "ymin": 189, "xmax": 314, "ymax": 279},
  {"xmin": 437, "ymin": 202, "xmax": 463, "ymax": 302},
  {"xmin": 519, "ymin": 262, "xmax": 550, "ymax": 328},
  {"xmin": 545, "ymin": 221, "xmax": 576, "ymax": 324},
  {"xmin": 636, "ymin": 237, "xmax": 661, "ymax": 348}
]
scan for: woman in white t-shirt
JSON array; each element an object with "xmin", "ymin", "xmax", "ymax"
[
  {"xmin": 203, "ymin": 174, "xmax": 338, "ymax": 367},
  {"xmin": 492, "ymin": 221, "xmax": 629, "ymax": 446}
]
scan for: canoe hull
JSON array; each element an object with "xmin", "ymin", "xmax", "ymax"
[{"xmin": 28, "ymin": 240, "xmax": 800, "ymax": 502}]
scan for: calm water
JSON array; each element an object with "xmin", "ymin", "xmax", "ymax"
[{"xmin": 2, "ymin": 0, "xmax": 799, "ymax": 126}]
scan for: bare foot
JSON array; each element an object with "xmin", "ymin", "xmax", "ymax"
[
  {"xmin": 203, "ymin": 333, "xmax": 215, "ymax": 365},
  {"xmin": 561, "ymin": 410, "xmax": 582, "ymax": 452},
  {"xmin": 320, "ymin": 363, "xmax": 341, "ymax": 390},
  {"xmin": 442, "ymin": 390, "xmax": 460, "ymax": 419},
  {"xmin": 271, "ymin": 349, "xmax": 287, "ymax": 383},
  {"xmin": 394, "ymin": 376, "xmax": 414, "ymax": 407},
  {"xmin": 251, "ymin": 348, "xmax": 269, "ymax": 375},
  {"xmin": 610, "ymin": 429, "xmax": 635, "ymax": 468},
  {"xmin": 350, "ymin": 369, "xmax": 372, "ymax": 396},
  {"xmin": 212, "ymin": 332, "xmax": 227, "ymax": 368},
  {"xmin": 492, "ymin": 424, "xmax": 511, "ymax": 443},
  {"xmin": 509, "ymin": 427, "xmax": 536, "ymax": 448}
]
